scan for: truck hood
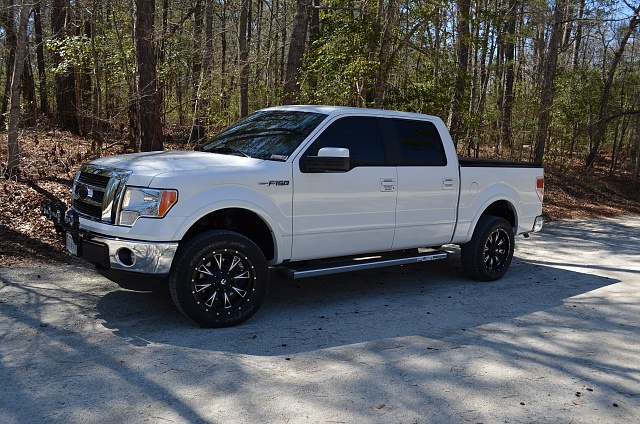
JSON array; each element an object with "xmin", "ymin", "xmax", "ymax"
[{"xmin": 88, "ymin": 150, "xmax": 263, "ymax": 186}]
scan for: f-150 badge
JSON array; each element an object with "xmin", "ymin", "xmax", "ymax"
[{"xmin": 258, "ymin": 180, "xmax": 290, "ymax": 186}]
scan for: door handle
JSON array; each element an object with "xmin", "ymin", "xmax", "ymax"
[
  {"xmin": 442, "ymin": 178, "xmax": 455, "ymax": 190},
  {"xmin": 380, "ymin": 178, "xmax": 396, "ymax": 192}
]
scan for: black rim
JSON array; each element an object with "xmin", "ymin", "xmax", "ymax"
[
  {"xmin": 190, "ymin": 249, "xmax": 256, "ymax": 314},
  {"xmin": 483, "ymin": 228, "xmax": 511, "ymax": 273}
]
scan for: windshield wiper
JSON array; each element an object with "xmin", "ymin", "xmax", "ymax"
[{"xmin": 208, "ymin": 146, "xmax": 252, "ymax": 158}]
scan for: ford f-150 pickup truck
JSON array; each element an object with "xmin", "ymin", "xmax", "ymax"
[{"xmin": 42, "ymin": 106, "xmax": 544, "ymax": 327}]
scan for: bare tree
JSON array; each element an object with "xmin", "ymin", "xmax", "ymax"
[
  {"xmin": 500, "ymin": 0, "xmax": 518, "ymax": 155},
  {"xmin": 0, "ymin": 0, "xmax": 17, "ymax": 131},
  {"xmin": 448, "ymin": 0, "xmax": 471, "ymax": 148},
  {"xmin": 133, "ymin": 0, "xmax": 163, "ymax": 151},
  {"xmin": 585, "ymin": 3, "xmax": 640, "ymax": 168},
  {"xmin": 534, "ymin": 0, "xmax": 565, "ymax": 164},
  {"xmin": 6, "ymin": 0, "xmax": 30, "ymax": 177},
  {"xmin": 572, "ymin": 0, "xmax": 586, "ymax": 68},
  {"xmin": 239, "ymin": 0, "xmax": 250, "ymax": 117},
  {"xmin": 52, "ymin": 0, "xmax": 80, "ymax": 133},
  {"xmin": 374, "ymin": 0, "xmax": 399, "ymax": 108},
  {"xmin": 189, "ymin": 0, "xmax": 206, "ymax": 142},
  {"xmin": 33, "ymin": 0, "xmax": 48, "ymax": 116},
  {"xmin": 283, "ymin": 0, "xmax": 311, "ymax": 105}
]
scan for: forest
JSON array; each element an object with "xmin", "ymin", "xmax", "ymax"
[{"xmin": 1, "ymin": 0, "xmax": 640, "ymax": 180}]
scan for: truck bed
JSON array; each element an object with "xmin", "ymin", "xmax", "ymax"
[{"xmin": 458, "ymin": 157, "xmax": 542, "ymax": 168}]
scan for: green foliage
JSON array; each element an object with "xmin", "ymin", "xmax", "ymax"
[
  {"xmin": 46, "ymin": 36, "xmax": 92, "ymax": 75},
  {"xmin": 384, "ymin": 77, "xmax": 453, "ymax": 117},
  {"xmin": 298, "ymin": 9, "xmax": 380, "ymax": 106}
]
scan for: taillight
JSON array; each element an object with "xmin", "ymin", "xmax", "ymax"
[{"xmin": 536, "ymin": 177, "xmax": 544, "ymax": 202}]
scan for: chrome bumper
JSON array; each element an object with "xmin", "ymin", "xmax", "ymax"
[
  {"xmin": 533, "ymin": 215, "xmax": 544, "ymax": 232},
  {"xmin": 42, "ymin": 199, "xmax": 178, "ymax": 275},
  {"xmin": 86, "ymin": 235, "xmax": 178, "ymax": 275}
]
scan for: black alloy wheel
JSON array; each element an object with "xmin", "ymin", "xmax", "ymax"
[
  {"xmin": 461, "ymin": 215, "xmax": 515, "ymax": 281},
  {"xmin": 170, "ymin": 230, "xmax": 269, "ymax": 327},
  {"xmin": 483, "ymin": 226, "xmax": 511, "ymax": 274},
  {"xmin": 191, "ymin": 248, "xmax": 256, "ymax": 313}
]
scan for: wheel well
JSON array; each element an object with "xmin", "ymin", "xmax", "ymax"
[
  {"xmin": 481, "ymin": 200, "xmax": 516, "ymax": 227},
  {"xmin": 181, "ymin": 208, "xmax": 275, "ymax": 261}
]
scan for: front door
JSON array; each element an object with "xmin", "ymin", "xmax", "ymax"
[{"xmin": 291, "ymin": 116, "xmax": 397, "ymax": 261}]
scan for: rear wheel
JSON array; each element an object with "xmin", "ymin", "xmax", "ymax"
[
  {"xmin": 169, "ymin": 230, "xmax": 269, "ymax": 327},
  {"xmin": 461, "ymin": 216, "xmax": 514, "ymax": 281}
]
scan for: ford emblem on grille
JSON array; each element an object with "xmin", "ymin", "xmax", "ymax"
[{"xmin": 76, "ymin": 185, "xmax": 94, "ymax": 201}]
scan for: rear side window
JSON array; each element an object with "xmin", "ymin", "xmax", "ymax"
[
  {"xmin": 391, "ymin": 119, "xmax": 446, "ymax": 166},
  {"xmin": 304, "ymin": 117, "xmax": 386, "ymax": 167}
]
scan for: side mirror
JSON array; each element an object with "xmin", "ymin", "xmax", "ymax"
[{"xmin": 303, "ymin": 147, "xmax": 350, "ymax": 173}]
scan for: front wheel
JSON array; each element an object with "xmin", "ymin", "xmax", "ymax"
[
  {"xmin": 169, "ymin": 230, "xmax": 269, "ymax": 327},
  {"xmin": 461, "ymin": 216, "xmax": 515, "ymax": 281}
]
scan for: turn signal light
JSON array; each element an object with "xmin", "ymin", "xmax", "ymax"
[
  {"xmin": 159, "ymin": 190, "xmax": 178, "ymax": 217},
  {"xmin": 536, "ymin": 177, "xmax": 544, "ymax": 202}
]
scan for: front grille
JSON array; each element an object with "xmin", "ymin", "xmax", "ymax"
[
  {"xmin": 71, "ymin": 166, "xmax": 131, "ymax": 224},
  {"xmin": 74, "ymin": 200, "xmax": 103, "ymax": 218},
  {"xmin": 77, "ymin": 172, "xmax": 110, "ymax": 188}
]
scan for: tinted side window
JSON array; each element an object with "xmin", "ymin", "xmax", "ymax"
[
  {"xmin": 305, "ymin": 117, "xmax": 386, "ymax": 168},
  {"xmin": 392, "ymin": 119, "xmax": 446, "ymax": 166}
]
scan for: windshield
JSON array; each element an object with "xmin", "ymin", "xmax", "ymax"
[{"xmin": 198, "ymin": 110, "xmax": 328, "ymax": 161}]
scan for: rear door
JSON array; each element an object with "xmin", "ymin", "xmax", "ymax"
[
  {"xmin": 385, "ymin": 117, "xmax": 459, "ymax": 249},
  {"xmin": 291, "ymin": 116, "xmax": 397, "ymax": 261}
]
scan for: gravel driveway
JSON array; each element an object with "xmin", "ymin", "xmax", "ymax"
[{"xmin": 1, "ymin": 216, "xmax": 639, "ymax": 423}]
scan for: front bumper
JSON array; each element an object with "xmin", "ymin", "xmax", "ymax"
[
  {"xmin": 42, "ymin": 200, "xmax": 178, "ymax": 275},
  {"xmin": 78, "ymin": 234, "xmax": 178, "ymax": 275}
]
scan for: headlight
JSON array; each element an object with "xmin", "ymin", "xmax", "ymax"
[{"xmin": 117, "ymin": 187, "xmax": 178, "ymax": 226}]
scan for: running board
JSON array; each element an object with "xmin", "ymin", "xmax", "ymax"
[{"xmin": 276, "ymin": 250, "xmax": 448, "ymax": 280}]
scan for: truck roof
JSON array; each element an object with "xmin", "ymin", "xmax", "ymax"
[{"xmin": 263, "ymin": 105, "xmax": 442, "ymax": 123}]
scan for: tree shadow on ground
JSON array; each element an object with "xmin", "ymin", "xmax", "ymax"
[{"xmin": 94, "ymin": 249, "xmax": 618, "ymax": 356}]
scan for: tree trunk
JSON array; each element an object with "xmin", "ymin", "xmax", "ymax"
[
  {"xmin": 133, "ymin": 0, "xmax": 163, "ymax": 151},
  {"xmin": 22, "ymin": 57, "xmax": 37, "ymax": 127},
  {"xmin": 158, "ymin": 0, "xmax": 169, "ymax": 124},
  {"xmin": 34, "ymin": 0, "xmax": 48, "ymax": 116},
  {"xmin": 199, "ymin": 0, "xmax": 214, "ymax": 124},
  {"xmin": 304, "ymin": 0, "xmax": 320, "ymax": 99},
  {"xmin": 279, "ymin": 0, "xmax": 287, "ymax": 88},
  {"xmin": 7, "ymin": 0, "xmax": 30, "ymax": 177},
  {"xmin": 374, "ymin": 0, "xmax": 399, "ymax": 108},
  {"xmin": 52, "ymin": 0, "xmax": 80, "ymax": 133},
  {"xmin": 239, "ymin": 0, "xmax": 249, "ymax": 117},
  {"xmin": 585, "ymin": 6, "xmax": 639, "ymax": 168},
  {"xmin": 189, "ymin": 0, "xmax": 205, "ymax": 143},
  {"xmin": 283, "ymin": 0, "xmax": 310, "ymax": 105},
  {"xmin": 533, "ymin": 0, "xmax": 565, "ymax": 164},
  {"xmin": 90, "ymin": 0, "xmax": 103, "ymax": 139},
  {"xmin": 572, "ymin": 0, "xmax": 585, "ymax": 68},
  {"xmin": 0, "ymin": 0, "xmax": 16, "ymax": 131},
  {"xmin": 633, "ymin": 113, "xmax": 640, "ymax": 188},
  {"xmin": 448, "ymin": 0, "xmax": 470, "ymax": 149},
  {"xmin": 220, "ymin": 1, "xmax": 228, "ymax": 111},
  {"xmin": 500, "ymin": 0, "xmax": 517, "ymax": 156}
]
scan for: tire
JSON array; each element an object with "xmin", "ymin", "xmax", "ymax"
[
  {"xmin": 461, "ymin": 216, "xmax": 515, "ymax": 281},
  {"xmin": 169, "ymin": 230, "xmax": 270, "ymax": 327}
]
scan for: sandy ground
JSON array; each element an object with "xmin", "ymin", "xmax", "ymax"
[{"xmin": 1, "ymin": 216, "xmax": 639, "ymax": 423}]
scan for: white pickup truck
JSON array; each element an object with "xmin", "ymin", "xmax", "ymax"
[{"xmin": 43, "ymin": 106, "xmax": 544, "ymax": 327}]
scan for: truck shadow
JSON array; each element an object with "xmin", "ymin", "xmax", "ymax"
[{"xmin": 95, "ymin": 246, "xmax": 620, "ymax": 355}]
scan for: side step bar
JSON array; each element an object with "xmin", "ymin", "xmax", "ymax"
[{"xmin": 276, "ymin": 250, "xmax": 448, "ymax": 280}]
